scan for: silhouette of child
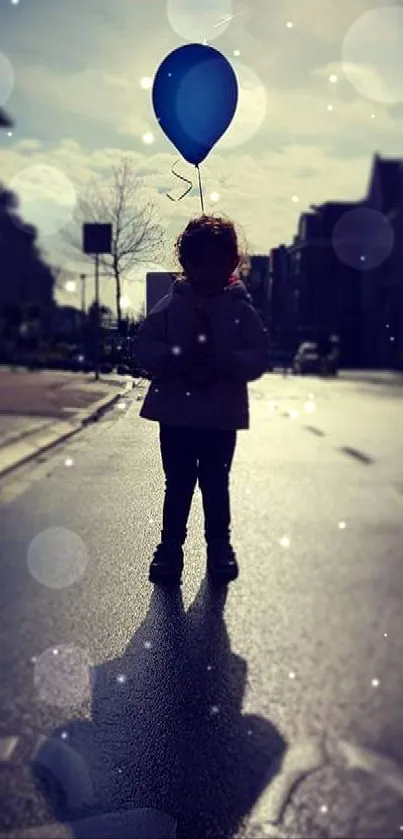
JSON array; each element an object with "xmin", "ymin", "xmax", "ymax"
[{"xmin": 135, "ymin": 215, "xmax": 267, "ymax": 585}]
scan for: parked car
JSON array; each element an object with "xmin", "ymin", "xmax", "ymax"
[
  {"xmin": 128, "ymin": 361, "xmax": 147, "ymax": 378},
  {"xmin": 292, "ymin": 341, "xmax": 339, "ymax": 376},
  {"xmin": 116, "ymin": 363, "xmax": 131, "ymax": 376},
  {"xmin": 292, "ymin": 342, "xmax": 321, "ymax": 375}
]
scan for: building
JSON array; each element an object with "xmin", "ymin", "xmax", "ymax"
[
  {"xmin": 385, "ymin": 205, "xmax": 403, "ymax": 368},
  {"xmin": 289, "ymin": 200, "xmax": 365, "ymax": 363},
  {"xmin": 146, "ymin": 272, "xmax": 177, "ymax": 314},
  {"xmin": 241, "ymin": 255, "xmax": 270, "ymax": 329},
  {"xmin": 286, "ymin": 153, "xmax": 403, "ymax": 367},
  {"xmin": 365, "ymin": 154, "xmax": 403, "ymax": 368},
  {"xmin": 269, "ymin": 245, "xmax": 294, "ymax": 348}
]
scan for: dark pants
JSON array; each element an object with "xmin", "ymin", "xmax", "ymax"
[{"xmin": 159, "ymin": 424, "xmax": 237, "ymax": 545}]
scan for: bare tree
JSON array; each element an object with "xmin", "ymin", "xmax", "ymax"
[
  {"xmin": 132, "ymin": 301, "xmax": 146, "ymax": 326},
  {"xmin": 64, "ymin": 158, "xmax": 166, "ymax": 331}
]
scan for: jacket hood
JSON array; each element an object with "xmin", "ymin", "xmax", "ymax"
[{"xmin": 172, "ymin": 277, "xmax": 251, "ymax": 303}]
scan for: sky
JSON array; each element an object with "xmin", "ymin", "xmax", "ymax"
[{"xmin": 0, "ymin": 0, "xmax": 402, "ymax": 316}]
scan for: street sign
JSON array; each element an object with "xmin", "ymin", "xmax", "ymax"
[{"xmin": 82, "ymin": 223, "xmax": 112, "ymax": 255}]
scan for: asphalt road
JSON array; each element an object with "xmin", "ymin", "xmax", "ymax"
[{"xmin": 0, "ymin": 374, "xmax": 403, "ymax": 839}]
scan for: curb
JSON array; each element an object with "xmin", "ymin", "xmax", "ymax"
[
  {"xmin": 338, "ymin": 370, "xmax": 403, "ymax": 386},
  {"xmin": 0, "ymin": 380, "xmax": 133, "ymax": 480},
  {"xmin": 77, "ymin": 379, "xmax": 133, "ymax": 426}
]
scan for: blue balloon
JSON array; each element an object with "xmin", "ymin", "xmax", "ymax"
[{"xmin": 152, "ymin": 43, "xmax": 238, "ymax": 166}]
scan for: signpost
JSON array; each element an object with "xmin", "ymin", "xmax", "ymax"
[
  {"xmin": 82, "ymin": 223, "xmax": 112, "ymax": 380},
  {"xmin": 80, "ymin": 273, "xmax": 87, "ymax": 314}
]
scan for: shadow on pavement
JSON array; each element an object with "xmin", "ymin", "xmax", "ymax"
[{"xmin": 33, "ymin": 578, "xmax": 286, "ymax": 839}]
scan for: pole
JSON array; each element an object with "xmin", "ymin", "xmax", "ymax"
[
  {"xmin": 94, "ymin": 254, "xmax": 100, "ymax": 381},
  {"xmin": 80, "ymin": 274, "xmax": 86, "ymax": 313}
]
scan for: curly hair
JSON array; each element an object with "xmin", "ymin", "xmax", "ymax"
[{"xmin": 175, "ymin": 214, "xmax": 241, "ymax": 294}]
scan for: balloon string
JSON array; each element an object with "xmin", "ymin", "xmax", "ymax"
[
  {"xmin": 166, "ymin": 159, "xmax": 193, "ymax": 203},
  {"xmin": 196, "ymin": 164, "xmax": 205, "ymax": 214}
]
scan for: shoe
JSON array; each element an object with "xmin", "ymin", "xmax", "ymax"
[
  {"xmin": 207, "ymin": 539, "xmax": 239, "ymax": 585},
  {"xmin": 149, "ymin": 541, "xmax": 184, "ymax": 585}
]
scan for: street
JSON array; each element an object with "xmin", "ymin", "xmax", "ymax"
[{"xmin": 0, "ymin": 373, "xmax": 403, "ymax": 838}]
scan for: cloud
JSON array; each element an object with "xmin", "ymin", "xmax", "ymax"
[
  {"xmin": 2, "ymin": 0, "xmax": 401, "ymax": 313},
  {"xmin": 240, "ymin": 0, "xmax": 388, "ymax": 44},
  {"xmin": 15, "ymin": 63, "xmax": 148, "ymax": 134},
  {"xmin": 10, "ymin": 138, "xmax": 42, "ymax": 153},
  {"xmin": 0, "ymin": 137, "xmax": 373, "ymax": 253}
]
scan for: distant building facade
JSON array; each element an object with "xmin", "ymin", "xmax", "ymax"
[
  {"xmin": 146, "ymin": 272, "xmax": 177, "ymax": 315},
  {"xmin": 269, "ymin": 245, "xmax": 294, "ymax": 350},
  {"xmin": 241, "ymin": 255, "xmax": 270, "ymax": 329},
  {"xmin": 145, "ymin": 265, "xmax": 272, "ymax": 325},
  {"xmin": 284, "ymin": 153, "xmax": 403, "ymax": 368}
]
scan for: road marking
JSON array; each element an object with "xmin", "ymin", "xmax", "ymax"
[
  {"xmin": 249, "ymin": 738, "xmax": 326, "ymax": 826},
  {"xmin": 0, "ymin": 735, "xmax": 19, "ymax": 761},
  {"xmin": 339, "ymin": 446, "xmax": 374, "ymax": 465},
  {"xmin": 304, "ymin": 425, "xmax": 325, "ymax": 437}
]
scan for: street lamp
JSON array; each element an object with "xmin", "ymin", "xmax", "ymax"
[
  {"xmin": 65, "ymin": 280, "xmax": 76, "ymax": 293},
  {"xmin": 80, "ymin": 274, "xmax": 86, "ymax": 313},
  {"xmin": 120, "ymin": 295, "xmax": 131, "ymax": 311}
]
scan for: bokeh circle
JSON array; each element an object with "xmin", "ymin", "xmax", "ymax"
[
  {"xmin": 0, "ymin": 51, "xmax": 15, "ymax": 106},
  {"xmin": 27, "ymin": 527, "xmax": 88, "ymax": 589},
  {"xmin": 342, "ymin": 6, "xmax": 403, "ymax": 104},
  {"xmin": 33, "ymin": 645, "xmax": 93, "ymax": 708},
  {"xmin": 216, "ymin": 61, "xmax": 267, "ymax": 149},
  {"xmin": 9, "ymin": 165, "xmax": 77, "ymax": 237},
  {"xmin": 167, "ymin": 0, "xmax": 233, "ymax": 42},
  {"xmin": 332, "ymin": 207, "xmax": 394, "ymax": 271}
]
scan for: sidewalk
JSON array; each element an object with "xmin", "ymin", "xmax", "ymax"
[
  {"xmin": 339, "ymin": 369, "xmax": 403, "ymax": 386},
  {"xmin": 0, "ymin": 369, "xmax": 133, "ymax": 478}
]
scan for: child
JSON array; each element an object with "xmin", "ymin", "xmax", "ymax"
[{"xmin": 135, "ymin": 215, "xmax": 267, "ymax": 586}]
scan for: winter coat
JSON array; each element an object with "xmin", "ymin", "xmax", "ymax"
[{"xmin": 134, "ymin": 277, "xmax": 268, "ymax": 430}]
